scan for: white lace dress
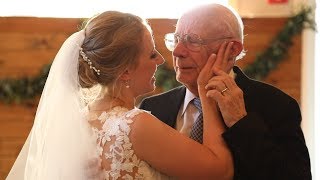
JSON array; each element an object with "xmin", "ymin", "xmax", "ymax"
[{"xmin": 90, "ymin": 106, "xmax": 171, "ymax": 180}]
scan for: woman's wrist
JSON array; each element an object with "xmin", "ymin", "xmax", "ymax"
[{"xmin": 198, "ymin": 86, "xmax": 207, "ymax": 98}]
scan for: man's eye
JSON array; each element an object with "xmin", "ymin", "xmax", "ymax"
[
  {"xmin": 187, "ymin": 36, "xmax": 199, "ymax": 44},
  {"xmin": 173, "ymin": 36, "xmax": 180, "ymax": 43}
]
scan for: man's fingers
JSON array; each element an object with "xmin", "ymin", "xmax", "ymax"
[{"xmin": 206, "ymin": 89, "xmax": 224, "ymax": 101}]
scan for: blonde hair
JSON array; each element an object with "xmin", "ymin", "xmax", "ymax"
[{"xmin": 78, "ymin": 11, "xmax": 151, "ymax": 88}]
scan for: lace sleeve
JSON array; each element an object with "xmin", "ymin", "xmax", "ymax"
[{"xmin": 92, "ymin": 107, "xmax": 147, "ymax": 179}]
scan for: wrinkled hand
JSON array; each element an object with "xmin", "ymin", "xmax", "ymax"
[
  {"xmin": 205, "ymin": 67, "xmax": 247, "ymax": 127},
  {"xmin": 201, "ymin": 41, "xmax": 247, "ymax": 127}
]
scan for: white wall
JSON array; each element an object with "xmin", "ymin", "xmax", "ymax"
[
  {"xmin": 229, "ymin": 0, "xmax": 293, "ymax": 17},
  {"xmin": 0, "ymin": 0, "xmax": 228, "ymax": 18},
  {"xmin": 299, "ymin": 0, "xmax": 318, "ymax": 178}
]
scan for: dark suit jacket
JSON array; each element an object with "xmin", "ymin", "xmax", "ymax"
[{"xmin": 139, "ymin": 66, "xmax": 311, "ymax": 180}]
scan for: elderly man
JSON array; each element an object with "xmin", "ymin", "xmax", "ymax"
[{"xmin": 140, "ymin": 3, "xmax": 311, "ymax": 180}]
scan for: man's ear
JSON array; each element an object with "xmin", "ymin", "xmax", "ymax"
[{"xmin": 230, "ymin": 40, "xmax": 243, "ymax": 58}]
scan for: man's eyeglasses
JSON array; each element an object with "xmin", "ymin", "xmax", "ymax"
[{"xmin": 164, "ymin": 33, "xmax": 233, "ymax": 52}]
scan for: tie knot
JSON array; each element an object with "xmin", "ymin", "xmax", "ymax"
[{"xmin": 193, "ymin": 98, "xmax": 202, "ymax": 112}]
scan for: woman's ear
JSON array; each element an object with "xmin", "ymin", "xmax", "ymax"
[
  {"xmin": 230, "ymin": 40, "xmax": 243, "ymax": 58},
  {"xmin": 119, "ymin": 70, "xmax": 131, "ymax": 81}
]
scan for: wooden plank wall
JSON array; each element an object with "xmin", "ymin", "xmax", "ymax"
[{"xmin": 0, "ymin": 17, "xmax": 301, "ymax": 179}]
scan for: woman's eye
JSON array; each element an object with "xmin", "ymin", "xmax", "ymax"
[{"xmin": 150, "ymin": 52, "xmax": 157, "ymax": 59}]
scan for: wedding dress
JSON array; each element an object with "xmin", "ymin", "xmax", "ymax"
[
  {"xmin": 88, "ymin": 106, "xmax": 171, "ymax": 180},
  {"xmin": 6, "ymin": 29, "xmax": 171, "ymax": 180}
]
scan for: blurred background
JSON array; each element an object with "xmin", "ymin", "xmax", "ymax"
[{"xmin": 0, "ymin": 0, "xmax": 318, "ymax": 179}]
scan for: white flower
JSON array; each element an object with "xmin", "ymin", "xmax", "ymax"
[
  {"xmin": 104, "ymin": 119, "xmax": 120, "ymax": 136},
  {"xmin": 92, "ymin": 108, "xmax": 170, "ymax": 180},
  {"xmin": 98, "ymin": 111, "xmax": 107, "ymax": 122},
  {"xmin": 119, "ymin": 120, "xmax": 130, "ymax": 134},
  {"xmin": 122, "ymin": 161, "xmax": 135, "ymax": 172}
]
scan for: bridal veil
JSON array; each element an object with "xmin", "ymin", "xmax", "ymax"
[{"xmin": 6, "ymin": 30, "xmax": 97, "ymax": 180}]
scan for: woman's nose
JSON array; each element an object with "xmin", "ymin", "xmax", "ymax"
[
  {"xmin": 157, "ymin": 54, "xmax": 165, "ymax": 65},
  {"xmin": 156, "ymin": 53, "xmax": 165, "ymax": 65}
]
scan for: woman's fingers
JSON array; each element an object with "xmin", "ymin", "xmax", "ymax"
[
  {"xmin": 223, "ymin": 42, "xmax": 234, "ymax": 68},
  {"xmin": 214, "ymin": 41, "xmax": 234, "ymax": 71},
  {"xmin": 198, "ymin": 53, "xmax": 217, "ymax": 86}
]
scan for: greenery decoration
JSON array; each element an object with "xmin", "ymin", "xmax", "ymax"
[
  {"xmin": 155, "ymin": 64, "xmax": 181, "ymax": 91},
  {"xmin": 0, "ymin": 6, "xmax": 316, "ymax": 104},
  {"xmin": 244, "ymin": 6, "xmax": 316, "ymax": 80},
  {"xmin": 0, "ymin": 64, "xmax": 50, "ymax": 104}
]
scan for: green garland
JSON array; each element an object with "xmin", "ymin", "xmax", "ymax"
[
  {"xmin": 155, "ymin": 64, "xmax": 181, "ymax": 91},
  {"xmin": 0, "ymin": 6, "xmax": 316, "ymax": 104},
  {"xmin": 0, "ymin": 64, "xmax": 50, "ymax": 104},
  {"xmin": 244, "ymin": 6, "xmax": 316, "ymax": 79}
]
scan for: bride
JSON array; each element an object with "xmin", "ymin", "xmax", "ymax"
[{"xmin": 7, "ymin": 10, "xmax": 233, "ymax": 179}]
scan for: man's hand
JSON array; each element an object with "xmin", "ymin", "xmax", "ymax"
[
  {"xmin": 201, "ymin": 41, "xmax": 247, "ymax": 127},
  {"xmin": 205, "ymin": 67, "xmax": 247, "ymax": 127}
]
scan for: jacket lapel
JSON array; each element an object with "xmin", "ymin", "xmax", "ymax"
[
  {"xmin": 165, "ymin": 86, "xmax": 186, "ymax": 128},
  {"xmin": 234, "ymin": 66, "xmax": 252, "ymax": 93}
]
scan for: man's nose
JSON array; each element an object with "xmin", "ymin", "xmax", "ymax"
[{"xmin": 172, "ymin": 41, "xmax": 188, "ymax": 58}]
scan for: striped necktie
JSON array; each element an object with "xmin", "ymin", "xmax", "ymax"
[{"xmin": 189, "ymin": 98, "xmax": 203, "ymax": 143}]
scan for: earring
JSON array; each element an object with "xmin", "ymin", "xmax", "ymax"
[{"xmin": 124, "ymin": 80, "xmax": 130, "ymax": 88}]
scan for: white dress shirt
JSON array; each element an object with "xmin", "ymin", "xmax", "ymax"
[
  {"xmin": 175, "ymin": 70, "xmax": 236, "ymax": 136},
  {"xmin": 175, "ymin": 89, "xmax": 201, "ymax": 136}
]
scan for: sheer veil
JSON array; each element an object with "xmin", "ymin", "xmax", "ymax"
[{"xmin": 6, "ymin": 30, "xmax": 97, "ymax": 180}]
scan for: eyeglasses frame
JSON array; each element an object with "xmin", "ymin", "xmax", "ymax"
[{"xmin": 164, "ymin": 33, "xmax": 233, "ymax": 52}]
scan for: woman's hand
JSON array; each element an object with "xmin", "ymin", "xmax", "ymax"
[
  {"xmin": 197, "ymin": 53, "xmax": 217, "ymax": 88},
  {"xmin": 197, "ymin": 41, "xmax": 234, "ymax": 90}
]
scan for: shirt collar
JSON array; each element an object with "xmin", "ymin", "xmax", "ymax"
[{"xmin": 181, "ymin": 88, "xmax": 197, "ymax": 117}]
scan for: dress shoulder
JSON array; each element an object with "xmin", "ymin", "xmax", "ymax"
[
  {"xmin": 125, "ymin": 108, "xmax": 150, "ymax": 119},
  {"xmin": 91, "ymin": 106, "xmax": 170, "ymax": 180}
]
